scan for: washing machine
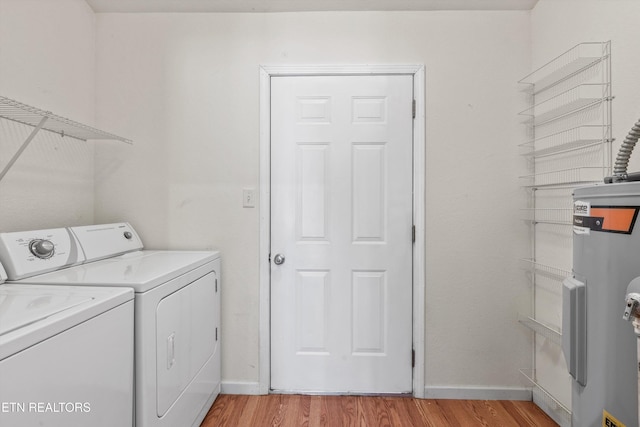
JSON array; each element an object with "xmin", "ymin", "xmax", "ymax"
[
  {"xmin": 0, "ymin": 223, "xmax": 222, "ymax": 427},
  {"xmin": 0, "ymin": 263, "xmax": 134, "ymax": 427}
]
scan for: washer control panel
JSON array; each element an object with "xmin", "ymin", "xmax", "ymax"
[
  {"xmin": 0, "ymin": 223, "xmax": 144, "ymax": 281},
  {"xmin": 0, "ymin": 228, "xmax": 85, "ymax": 280}
]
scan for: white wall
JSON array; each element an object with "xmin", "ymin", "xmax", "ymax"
[
  {"xmin": 0, "ymin": 0, "xmax": 97, "ymax": 231},
  {"xmin": 530, "ymin": 0, "xmax": 640, "ymax": 411},
  {"xmin": 94, "ymin": 11, "xmax": 532, "ymax": 393}
]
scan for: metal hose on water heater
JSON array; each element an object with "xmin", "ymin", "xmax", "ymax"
[{"xmin": 606, "ymin": 118, "xmax": 640, "ymax": 183}]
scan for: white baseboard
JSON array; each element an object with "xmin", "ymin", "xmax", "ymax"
[
  {"xmin": 424, "ymin": 386, "xmax": 532, "ymax": 401},
  {"xmin": 221, "ymin": 381, "xmax": 264, "ymax": 395},
  {"xmin": 220, "ymin": 382, "xmax": 532, "ymax": 401}
]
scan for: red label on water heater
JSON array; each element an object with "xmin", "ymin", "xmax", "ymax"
[{"xmin": 573, "ymin": 206, "xmax": 640, "ymax": 234}]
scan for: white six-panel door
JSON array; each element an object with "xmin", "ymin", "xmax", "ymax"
[{"xmin": 270, "ymin": 75, "xmax": 414, "ymax": 393}]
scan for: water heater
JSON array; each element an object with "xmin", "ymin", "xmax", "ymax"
[{"xmin": 564, "ymin": 181, "xmax": 640, "ymax": 426}]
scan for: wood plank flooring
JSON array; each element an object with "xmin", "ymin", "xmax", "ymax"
[{"xmin": 200, "ymin": 394, "xmax": 559, "ymax": 426}]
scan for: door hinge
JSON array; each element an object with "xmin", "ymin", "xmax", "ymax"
[
  {"xmin": 412, "ymin": 225, "xmax": 416, "ymax": 243},
  {"xmin": 412, "ymin": 349, "xmax": 415, "ymax": 367},
  {"xmin": 412, "ymin": 99, "xmax": 416, "ymax": 119}
]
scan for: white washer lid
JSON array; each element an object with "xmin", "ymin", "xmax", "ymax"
[
  {"xmin": 0, "ymin": 291, "xmax": 92, "ymax": 336},
  {"xmin": 15, "ymin": 250, "xmax": 220, "ymax": 293},
  {"xmin": 0, "ymin": 284, "xmax": 133, "ymax": 360}
]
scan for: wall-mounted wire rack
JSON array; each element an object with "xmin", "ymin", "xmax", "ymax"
[
  {"xmin": 517, "ymin": 40, "xmax": 613, "ymax": 425},
  {"xmin": 0, "ymin": 95, "xmax": 131, "ymax": 182}
]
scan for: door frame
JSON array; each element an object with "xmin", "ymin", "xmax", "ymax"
[{"xmin": 258, "ymin": 64, "xmax": 426, "ymax": 397}]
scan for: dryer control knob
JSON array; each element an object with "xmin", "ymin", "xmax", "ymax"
[{"xmin": 29, "ymin": 239, "xmax": 55, "ymax": 259}]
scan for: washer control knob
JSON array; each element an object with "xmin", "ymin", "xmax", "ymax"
[
  {"xmin": 29, "ymin": 239, "xmax": 55, "ymax": 259},
  {"xmin": 124, "ymin": 231, "xmax": 133, "ymax": 239}
]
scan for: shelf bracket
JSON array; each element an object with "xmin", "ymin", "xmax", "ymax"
[{"xmin": 0, "ymin": 115, "xmax": 48, "ymax": 182}]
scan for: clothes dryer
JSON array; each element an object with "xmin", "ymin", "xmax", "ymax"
[{"xmin": 0, "ymin": 223, "xmax": 221, "ymax": 427}]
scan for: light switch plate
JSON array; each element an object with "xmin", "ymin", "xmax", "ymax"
[{"xmin": 243, "ymin": 188, "xmax": 256, "ymax": 208}]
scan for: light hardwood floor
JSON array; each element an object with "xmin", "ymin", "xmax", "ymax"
[{"xmin": 201, "ymin": 394, "xmax": 559, "ymax": 426}]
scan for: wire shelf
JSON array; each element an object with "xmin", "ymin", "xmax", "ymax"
[
  {"xmin": 519, "ymin": 41, "xmax": 609, "ymax": 95},
  {"xmin": 520, "ymin": 370, "xmax": 572, "ymax": 427},
  {"xmin": 520, "ymin": 167, "xmax": 606, "ymax": 188},
  {"xmin": 518, "ymin": 84, "xmax": 609, "ymax": 126},
  {"xmin": 519, "ymin": 258, "xmax": 571, "ymax": 279},
  {"xmin": 0, "ymin": 95, "xmax": 131, "ymax": 143},
  {"xmin": 518, "ymin": 315, "xmax": 562, "ymax": 345},
  {"xmin": 0, "ymin": 95, "xmax": 131, "ymax": 182},
  {"xmin": 520, "ymin": 125, "xmax": 608, "ymax": 158}
]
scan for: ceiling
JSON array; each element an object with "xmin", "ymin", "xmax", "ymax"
[{"xmin": 84, "ymin": 0, "xmax": 539, "ymax": 13}]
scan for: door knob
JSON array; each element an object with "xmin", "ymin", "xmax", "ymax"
[{"xmin": 273, "ymin": 253, "xmax": 286, "ymax": 265}]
